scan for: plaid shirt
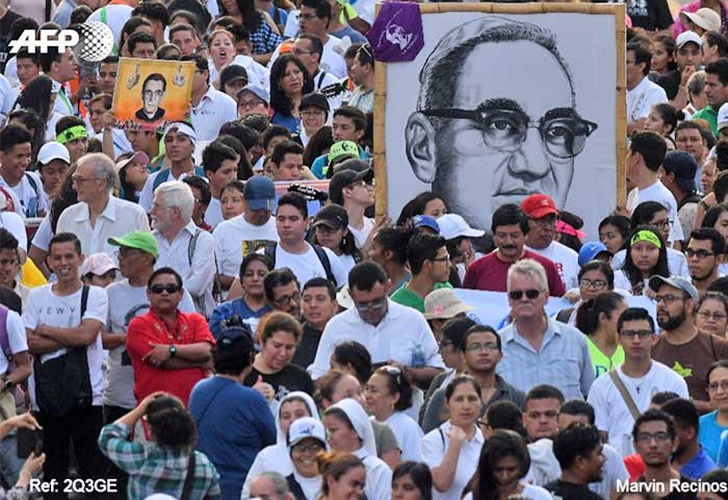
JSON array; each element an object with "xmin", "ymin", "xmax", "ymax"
[
  {"xmin": 99, "ymin": 423, "xmax": 221, "ymax": 500},
  {"xmin": 251, "ymin": 16, "xmax": 284, "ymax": 55}
]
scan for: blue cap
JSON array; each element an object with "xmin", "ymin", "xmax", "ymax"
[
  {"xmin": 237, "ymin": 84, "xmax": 270, "ymax": 104},
  {"xmin": 412, "ymin": 215, "xmax": 440, "ymax": 233},
  {"xmin": 244, "ymin": 176, "xmax": 276, "ymax": 211},
  {"xmin": 578, "ymin": 241, "xmax": 611, "ymax": 268}
]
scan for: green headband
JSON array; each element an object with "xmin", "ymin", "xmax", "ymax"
[
  {"xmin": 57, "ymin": 125, "xmax": 88, "ymax": 144},
  {"xmin": 630, "ymin": 229, "xmax": 662, "ymax": 249}
]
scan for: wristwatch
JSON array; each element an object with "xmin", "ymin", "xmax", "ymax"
[
  {"xmin": 169, "ymin": 345, "xmax": 177, "ymax": 358},
  {"xmin": 3, "ymin": 378, "xmax": 13, "ymax": 391}
]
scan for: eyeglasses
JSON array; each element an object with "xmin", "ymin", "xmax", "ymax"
[
  {"xmin": 274, "ymin": 291, "xmax": 301, "ymax": 306},
  {"xmin": 618, "ymin": 330, "xmax": 653, "ymax": 340},
  {"xmin": 465, "ymin": 342, "xmax": 499, "ymax": 353},
  {"xmin": 420, "ymin": 105, "xmax": 597, "ymax": 159},
  {"xmin": 116, "ymin": 248, "xmax": 143, "ymax": 259},
  {"xmin": 298, "ymin": 13, "xmax": 319, "ymax": 20},
  {"xmin": 142, "ymin": 90, "xmax": 164, "ymax": 99},
  {"xmin": 430, "ymin": 255, "xmax": 451, "ymax": 263},
  {"xmin": 653, "ymin": 295, "xmax": 686, "ymax": 305},
  {"xmin": 239, "ymin": 99, "xmax": 264, "ymax": 109},
  {"xmin": 358, "ymin": 43, "xmax": 373, "ymax": 63},
  {"xmin": 508, "ymin": 289, "xmax": 542, "ymax": 300},
  {"xmin": 149, "ymin": 284, "xmax": 181, "ymax": 294},
  {"xmin": 579, "ymin": 279, "xmax": 607, "ymax": 290},
  {"xmin": 292, "ymin": 442, "xmax": 324, "ymax": 453},
  {"xmin": 685, "ymin": 248, "xmax": 715, "ymax": 259},
  {"xmin": 698, "ymin": 311, "xmax": 728, "ymax": 321},
  {"xmin": 635, "ymin": 431, "xmax": 672, "ymax": 444},
  {"xmin": 293, "ymin": 48, "xmax": 313, "ymax": 56},
  {"xmin": 708, "ymin": 380, "xmax": 728, "ymax": 392},
  {"xmin": 71, "ymin": 175, "xmax": 100, "ymax": 184},
  {"xmin": 530, "ymin": 215, "xmax": 557, "ymax": 227},
  {"xmin": 650, "ymin": 219, "xmax": 672, "ymax": 231},
  {"xmin": 354, "ymin": 296, "xmax": 387, "ymax": 312}
]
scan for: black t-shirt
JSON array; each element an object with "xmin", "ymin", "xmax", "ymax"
[
  {"xmin": 635, "ymin": 475, "xmax": 697, "ymax": 500},
  {"xmin": 291, "ymin": 323, "xmax": 322, "ymax": 370},
  {"xmin": 244, "ymin": 363, "xmax": 316, "ymax": 405},
  {"xmin": 543, "ymin": 480, "xmax": 603, "ymax": 500},
  {"xmin": 655, "ymin": 70, "xmax": 681, "ymax": 101},
  {"xmin": 0, "ymin": 286, "xmax": 21, "ymax": 314},
  {"xmin": 627, "ymin": 0, "xmax": 673, "ymax": 31},
  {"xmin": 0, "ymin": 10, "xmax": 22, "ymax": 74}
]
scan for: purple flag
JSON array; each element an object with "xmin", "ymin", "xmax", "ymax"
[{"xmin": 366, "ymin": 2, "xmax": 424, "ymax": 62}]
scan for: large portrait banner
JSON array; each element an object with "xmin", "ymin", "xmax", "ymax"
[{"xmin": 376, "ymin": 3, "xmax": 626, "ymax": 238}]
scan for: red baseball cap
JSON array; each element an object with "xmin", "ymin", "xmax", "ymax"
[{"xmin": 520, "ymin": 194, "xmax": 558, "ymax": 219}]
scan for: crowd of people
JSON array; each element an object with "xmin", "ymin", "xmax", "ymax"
[{"xmin": 1, "ymin": 0, "xmax": 728, "ymax": 499}]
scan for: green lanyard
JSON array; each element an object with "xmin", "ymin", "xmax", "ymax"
[{"xmin": 57, "ymin": 87, "xmax": 73, "ymax": 115}]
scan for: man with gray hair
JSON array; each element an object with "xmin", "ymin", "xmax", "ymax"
[
  {"xmin": 248, "ymin": 472, "xmax": 293, "ymax": 500},
  {"xmin": 57, "ymin": 153, "xmax": 150, "ymax": 257},
  {"xmin": 405, "ymin": 15, "xmax": 597, "ymax": 232},
  {"xmin": 497, "ymin": 258, "xmax": 593, "ymax": 400},
  {"xmin": 151, "ymin": 180, "xmax": 215, "ymax": 317}
]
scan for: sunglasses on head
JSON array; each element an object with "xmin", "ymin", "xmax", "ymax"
[
  {"xmin": 508, "ymin": 289, "xmax": 541, "ymax": 300},
  {"xmin": 149, "ymin": 284, "xmax": 181, "ymax": 294}
]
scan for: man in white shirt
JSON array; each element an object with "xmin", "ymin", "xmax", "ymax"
[
  {"xmin": 328, "ymin": 168, "xmax": 374, "ymax": 249},
  {"xmin": 293, "ymin": 0, "xmax": 347, "ymax": 78},
  {"xmin": 56, "ymin": 153, "xmax": 150, "ymax": 257},
  {"xmin": 40, "ymin": 47, "xmax": 78, "ymax": 118},
  {"xmin": 150, "ymin": 181, "xmax": 215, "ymax": 318},
  {"xmin": 185, "ymin": 55, "xmax": 238, "ymax": 141},
  {"xmin": 213, "ymin": 175, "xmax": 278, "ymax": 292},
  {"xmin": 310, "ymin": 261, "xmax": 445, "ymax": 388},
  {"xmin": 627, "ymin": 41, "xmax": 668, "ymax": 135},
  {"xmin": 587, "ymin": 307, "xmax": 689, "ymax": 457},
  {"xmin": 0, "ymin": 124, "xmax": 47, "ymax": 218},
  {"xmin": 293, "ymin": 34, "xmax": 341, "ymax": 110},
  {"xmin": 268, "ymin": 192, "xmax": 348, "ymax": 287},
  {"xmin": 521, "ymin": 194, "xmax": 580, "ymax": 289},
  {"xmin": 625, "ymin": 132, "xmax": 683, "ymax": 243},
  {"xmin": 24, "ymin": 232, "xmax": 109, "ymax": 495}
]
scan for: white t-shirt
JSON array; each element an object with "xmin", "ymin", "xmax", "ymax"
[
  {"xmin": 274, "ymin": 243, "xmax": 348, "ymax": 288},
  {"xmin": 627, "ymin": 76, "xmax": 668, "ymax": 124},
  {"xmin": 209, "ymin": 55, "xmax": 270, "ymax": 91},
  {"xmin": 348, "ymin": 217, "xmax": 374, "ymax": 249},
  {"xmin": 0, "ymin": 171, "xmax": 48, "ymax": 218},
  {"xmin": 205, "ymin": 198, "xmax": 224, "ymax": 229},
  {"xmin": 626, "ymin": 180, "xmax": 683, "ymax": 242},
  {"xmin": 104, "ymin": 280, "xmax": 195, "ymax": 409},
  {"xmin": 213, "ymin": 215, "xmax": 278, "ymax": 278},
  {"xmin": 612, "ymin": 247, "xmax": 690, "ymax": 279},
  {"xmin": 23, "ymin": 284, "xmax": 109, "ymax": 407},
  {"xmin": 0, "ymin": 308, "xmax": 28, "ymax": 374},
  {"xmin": 383, "ymin": 411, "xmax": 423, "ymax": 462},
  {"xmin": 526, "ymin": 240, "xmax": 579, "ymax": 289},
  {"xmin": 587, "ymin": 361, "xmax": 689, "ymax": 457},
  {"xmin": 292, "ymin": 472, "xmax": 321, "ymax": 500},
  {"xmin": 422, "ymin": 421, "xmax": 484, "ymax": 500},
  {"xmin": 0, "ymin": 212, "xmax": 28, "ymax": 251}
]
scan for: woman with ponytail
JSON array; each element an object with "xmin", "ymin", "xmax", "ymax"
[{"xmin": 575, "ymin": 292, "xmax": 629, "ymax": 379}]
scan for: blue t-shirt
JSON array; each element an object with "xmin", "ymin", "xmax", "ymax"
[
  {"xmin": 209, "ymin": 298, "xmax": 272, "ymax": 339},
  {"xmin": 698, "ymin": 411, "xmax": 728, "ymax": 462},
  {"xmin": 271, "ymin": 111, "xmax": 300, "ymax": 134},
  {"xmin": 189, "ymin": 377, "xmax": 277, "ymax": 500},
  {"xmin": 680, "ymin": 447, "xmax": 717, "ymax": 479},
  {"xmin": 310, "ymin": 146, "xmax": 371, "ymax": 179}
]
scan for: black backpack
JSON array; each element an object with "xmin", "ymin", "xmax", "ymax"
[{"xmin": 263, "ymin": 242, "xmax": 337, "ymax": 286}]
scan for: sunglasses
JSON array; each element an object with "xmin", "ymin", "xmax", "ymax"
[
  {"xmin": 508, "ymin": 289, "xmax": 542, "ymax": 300},
  {"xmin": 149, "ymin": 284, "xmax": 181, "ymax": 294}
]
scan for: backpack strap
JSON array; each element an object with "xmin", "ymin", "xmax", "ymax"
[
  {"xmin": 608, "ymin": 369, "xmax": 640, "ymax": 420},
  {"xmin": 24, "ymin": 173, "xmax": 39, "ymax": 199},
  {"xmin": 312, "ymin": 244, "xmax": 336, "ymax": 286},
  {"xmin": 80, "ymin": 284, "xmax": 89, "ymax": 318},
  {"xmin": 677, "ymin": 193, "xmax": 702, "ymax": 211},
  {"xmin": 187, "ymin": 228, "xmax": 202, "ymax": 267},
  {"xmin": 152, "ymin": 169, "xmax": 171, "ymax": 191},
  {"xmin": 180, "ymin": 451, "xmax": 196, "ymax": 500},
  {"xmin": 555, "ymin": 307, "xmax": 574, "ymax": 324},
  {"xmin": 0, "ymin": 305, "xmax": 10, "ymax": 366}
]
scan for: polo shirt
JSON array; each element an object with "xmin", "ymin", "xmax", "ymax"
[
  {"xmin": 190, "ymin": 86, "xmax": 238, "ymax": 141},
  {"xmin": 390, "ymin": 281, "xmax": 452, "ymax": 313},
  {"xmin": 309, "ymin": 298, "xmax": 444, "ymax": 379},
  {"xmin": 56, "ymin": 196, "xmax": 150, "ymax": 257},
  {"xmin": 126, "ymin": 309, "xmax": 216, "ymax": 406},
  {"xmin": 680, "ymin": 447, "xmax": 717, "ymax": 480},
  {"xmin": 692, "ymin": 105, "xmax": 718, "ymax": 134}
]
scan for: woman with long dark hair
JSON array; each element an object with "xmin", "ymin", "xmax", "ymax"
[
  {"xmin": 270, "ymin": 54, "xmax": 314, "ymax": 133},
  {"xmin": 575, "ymin": 292, "xmax": 628, "ymax": 379},
  {"xmin": 392, "ymin": 462, "xmax": 432, "ymax": 500},
  {"xmin": 396, "ymin": 192, "xmax": 448, "ymax": 227},
  {"xmin": 618, "ymin": 226, "xmax": 670, "ymax": 295},
  {"xmin": 466, "ymin": 430, "xmax": 551, "ymax": 500},
  {"xmin": 628, "ymin": 201, "xmax": 690, "ymax": 278},
  {"xmin": 598, "ymin": 215, "xmax": 631, "ymax": 255},
  {"xmin": 12, "ymin": 75, "xmax": 58, "ymax": 143},
  {"xmin": 218, "ymin": 0, "xmax": 283, "ymax": 63}
]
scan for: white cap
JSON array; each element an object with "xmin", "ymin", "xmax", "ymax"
[
  {"xmin": 287, "ymin": 417, "xmax": 327, "ymax": 448},
  {"xmin": 676, "ymin": 30, "xmax": 703, "ymax": 49},
  {"xmin": 115, "ymin": 151, "xmax": 150, "ymax": 173},
  {"xmin": 37, "ymin": 142, "xmax": 70, "ymax": 166},
  {"xmin": 80, "ymin": 253, "xmax": 118, "ymax": 277},
  {"xmin": 680, "ymin": 8, "xmax": 721, "ymax": 33},
  {"xmin": 436, "ymin": 213, "xmax": 485, "ymax": 240},
  {"xmin": 718, "ymin": 103, "xmax": 728, "ymax": 131}
]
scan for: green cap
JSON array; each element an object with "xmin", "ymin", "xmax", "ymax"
[
  {"xmin": 327, "ymin": 140, "xmax": 359, "ymax": 164},
  {"xmin": 108, "ymin": 230, "xmax": 159, "ymax": 258}
]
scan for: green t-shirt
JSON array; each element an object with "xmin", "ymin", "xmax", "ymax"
[
  {"xmin": 390, "ymin": 281, "xmax": 452, "ymax": 313},
  {"xmin": 692, "ymin": 105, "xmax": 717, "ymax": 134},
  {"xmin": 586, "ymin": 337, "xmax": 625, "ymax": 379}
]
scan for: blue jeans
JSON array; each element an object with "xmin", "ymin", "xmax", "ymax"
[{"xmin": 0, "ymin": 432, "xmax": 24, "ymax": 488}]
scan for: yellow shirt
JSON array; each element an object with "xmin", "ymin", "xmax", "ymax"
[{"xmin": 587, "ymin": 337, "xmax": 625, "ymax": 379}]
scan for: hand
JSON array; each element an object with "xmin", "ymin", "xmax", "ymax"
[
  {"xmin": 19, "ymin": 453, "xmax": 45, "ymax": 481},
  {"xmin": 142, "ymin": 343, "xmax": 172, "ymax": 367},
  {"xmin": 446, "ymin": 425, "xmax": 466, "ymax": 446},
  {"xmin": 252, "ymin": 375, "xmax": 275, "ymax": 402},
  {"xmin": 137, "ymin": 391, "xmax": 166, "ymax": 412},
  {"xmin": 1, "ymin": 413, "xmax": 41, "ymax": 437},
  {"xmin": 126, "ymin": 64, "xmax": 140, "ymax": 90},
  {"xmin": 102, "ymin": 111, "xmax": 117, "ymax": 130},
  {"xmin": 564, "ymin": 290, "xmax": 580, "ymax": 304},
  {"xmin": 173, "ymin": 65, "xmax": 186, "ymax": 87},
  {"xmin": 680, "ymin": 65, "xmax": 696, "ymax": 87}
]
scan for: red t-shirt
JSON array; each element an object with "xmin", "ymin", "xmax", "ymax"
[
  {"xmin": 126, "ymin": 309, "xmax": 216, "ymax": 406},
  {"xmin": 462, "ymin": 250, "xmax": 566, "ymax": 297}
]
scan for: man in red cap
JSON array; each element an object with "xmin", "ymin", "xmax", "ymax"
[{"xmin": 522, "ymin": 194, "xmax": 580, "ymax": 289}]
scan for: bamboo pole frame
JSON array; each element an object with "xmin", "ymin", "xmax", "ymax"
[{"xmin": 374, "ymin": 3, "xmax": 627, "ymax": 219}]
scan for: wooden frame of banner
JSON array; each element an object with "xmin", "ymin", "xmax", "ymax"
[{"xmin": 373, "ymin": 3, "xmax": 627, "ymax": 218}]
